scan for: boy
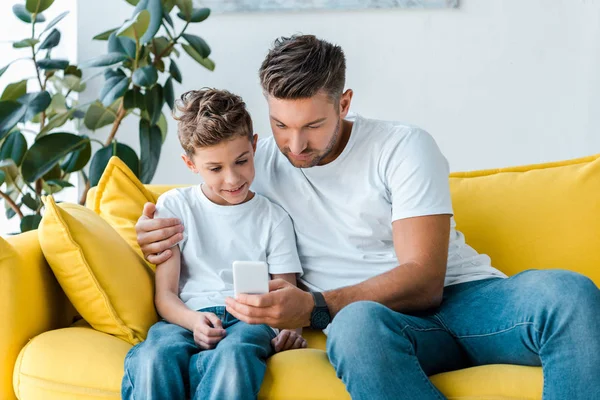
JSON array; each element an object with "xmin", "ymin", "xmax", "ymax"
[{"xmin": 121, "ymin": 88, "xmax": 305, "ymax": 400}]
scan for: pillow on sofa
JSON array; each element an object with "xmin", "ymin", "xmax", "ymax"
[
  {"xmin": 449, "ymin": 153, "xmax": 600, "ymax": 286},
  {"xmin": 38, "ymin": 196, "xmax": 158, "ymax": 345},
  {"xmin": 91, "ymin": 156, "xmax": 158, "ymax": 270}
]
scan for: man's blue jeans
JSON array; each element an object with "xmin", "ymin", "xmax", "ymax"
[
  {"xmin": 327, "ymin": 269, "xmax": 600, "ymax": 400},
  {"xmin": 121, "ymin": 306, "xmax": 276, "ymax": 400}
]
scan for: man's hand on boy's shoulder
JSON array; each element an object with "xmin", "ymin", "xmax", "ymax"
[
  {"xmin": 136, "ymin": 202, "xmax": 184, "ymax": 265},
  {"xmin": 272, "ymin": 329, "xmax": 307, "ymax": 352}
]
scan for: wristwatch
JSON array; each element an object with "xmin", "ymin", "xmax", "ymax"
[{"xmin": 310, "ymin": 292, "xmax": 331, "ymax": 330}]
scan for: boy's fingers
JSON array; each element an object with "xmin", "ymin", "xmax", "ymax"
[{"xmin": 204, "ymin": 313, "xmax": 224, "ymax": 330}]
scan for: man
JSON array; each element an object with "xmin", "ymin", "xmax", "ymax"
[{"xmin": 135, "ymin": 35, "xmax": 600, "ymax": 399}]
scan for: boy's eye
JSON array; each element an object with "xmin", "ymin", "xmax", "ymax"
[
  {"xmin": 209, "ymin": 167, "xmax": 221, "ymax": 172},
  {"xmin": 236, "ymin": 159, "xmax": 248, "ymax": 165}
]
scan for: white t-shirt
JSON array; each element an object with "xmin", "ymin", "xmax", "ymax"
[
  {"xmin": 154, "ymin": 186, "xmax": 303, "ymax": 311},
  {"xmin": 252, "ymin": 114, "xmax": 506, "ymax": 292}
]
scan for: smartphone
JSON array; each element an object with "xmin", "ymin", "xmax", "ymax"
[{"xmin": 232, "ymin": 261, "xmax": 269, "ymax": 296}]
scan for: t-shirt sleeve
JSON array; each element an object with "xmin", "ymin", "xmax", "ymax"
[
  {"xmin": 154, "ymin": 191, "xmax": 187, "ymax": 249},
  {"xmin": 383, "ymin": 128, "xmax": 453, "ymax": 222},
  {"xmin": 266, "ymin": 214, "xmax": 303, "ymax": 276}
]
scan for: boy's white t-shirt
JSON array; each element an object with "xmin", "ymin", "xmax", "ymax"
[
  {"xmin": 154, "ymin": 186, "xmax": 303, "ymax": 311},
  {"xmin": 252, "ymin": 114, "xmax": 506, "ymax": 292}
]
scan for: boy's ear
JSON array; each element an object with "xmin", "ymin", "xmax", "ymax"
[
  {"xmin": 252, "ymin": 134, "xmax": 258, "ymax": 153},
  {"xmin": 181, "ymin": 153, "xmax": 199, "ymax": 174}
]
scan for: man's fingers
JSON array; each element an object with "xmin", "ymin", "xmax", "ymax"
[
  {"xmin": 226, "ymin": 303, "xmax": 275, "ymax": 326},
  {"xmin": 146, "ymin": 250, "xmax": 171, "ymax": 265},
  {"xmin": 235, "ymin": 292, "xmax": 274, "ymax": 308},
  {"xmin": 293, "ymin": 336, "xmax": 306, "ymax": 349},
  {"xmin": 139, "ymin": 225, "xmax": 184, "ymax": 247},
  {"xmin": 283, "ymin": 332, "xmax": 298, "ymax": 350},
  {"xmin": 141, "ymin": 234, "xmax": 183, "ymax": 255},
  {"xmin": 273, "ymin": 330, "xmax": 291, "ymax": 352},
  {"xmin": 225, "ymin": 298, "xmax": 271, "ymax": 319},
  {"xmin": 136, "ymin": 216, "xmax": 182, "ymax": 236},
  {"xmin": 268, "ymin": 278, "xmax": 291, "ymax": 292},
  {"xmin": 142, "ymin": 202, "xmax": 156, "ymax": 219}
]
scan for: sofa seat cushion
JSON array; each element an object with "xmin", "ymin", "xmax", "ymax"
[{"xmin": 14, "ymin": 327, "xmax": 543, "ymax": 400}]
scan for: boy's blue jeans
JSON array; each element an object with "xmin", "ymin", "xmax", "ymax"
[
  {"xmin": 121, "ymin": 306, "xmax": 276, "ymax": 400},
  {"xmin": 327, "ymin": 269, "xmax": 600, "ymax": 399}
]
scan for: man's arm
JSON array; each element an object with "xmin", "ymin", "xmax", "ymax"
[
  {"xmin": 225, "ymin": 214, "xmax": 450, "ymax": 328},
  {"xmin": 136, "ymin": 202, "xmax": 184, "ymax": 265}
]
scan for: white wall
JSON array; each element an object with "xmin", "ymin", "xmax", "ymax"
[
  {"xmin": 76, "ymin": 0, "xmax": 600, "ymax": 185},
  {"xmin": 0, "ymin": 0, "xmax": 77, "ymax": 235}
]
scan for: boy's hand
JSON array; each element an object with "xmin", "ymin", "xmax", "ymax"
[
  {"xmin": 192, "ymin": 312, "xmax": 227, "ymax": 349},
  {"xmin": 271, "ymin": 329, "xmax": 307, "ymax": 352}
]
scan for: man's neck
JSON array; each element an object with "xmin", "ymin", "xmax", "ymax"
[{"xmin": 318, "ymin": 119, "xmax": 353, "ymax": 166}]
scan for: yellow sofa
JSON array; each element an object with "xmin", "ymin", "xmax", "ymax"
[{"xmin": 2, "ymin": 153, "xmax": 599, "ymax": 400}]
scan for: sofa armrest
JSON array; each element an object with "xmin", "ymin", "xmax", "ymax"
[{"xmin": 0, "ymin": 231, "xmax": 74, "ymax": 400}]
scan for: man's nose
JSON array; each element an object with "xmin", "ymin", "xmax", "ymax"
[{"xmin": 288, "ymin": 132, "xmax": 307, "ymax": 154}]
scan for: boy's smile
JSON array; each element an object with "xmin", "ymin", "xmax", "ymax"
[{"xmin": 182, "ymin": 135, "xmax": 258, "ymax": 206}]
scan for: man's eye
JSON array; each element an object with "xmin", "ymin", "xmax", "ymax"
[
  {"xmin": 307, "ymin": 125, "xmax": 321, "ymax": 129},
  {"xmin": 236, "ymin": 159, "xmax": 248, "ymax": 165},
  {"xmin": 276, "ymin": 124, "xmax": 286, "ymax": 129}
]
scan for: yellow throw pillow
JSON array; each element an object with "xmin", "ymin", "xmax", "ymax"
[
  {"xmin": 450, "ymin": 153, "xmax": 600, "ymax": 286},
  {"xmin": 91, "ymin": 156, "xmax": 158, "ymax": 270},
  {"xmin": 38, "ymin": 196, "xmax": 158, "ymax": 345}
]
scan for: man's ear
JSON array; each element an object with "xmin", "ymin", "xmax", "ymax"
[
  {"xmin": 339, "ymin": 89, "xmax": 354, "ymax": 119},
  {"xmin": 181, "ymin": 153, "xmax": 198, "ymax": 174},
  {"xmin": 252, "ymin": 134, "xmax": 258, "ymax": 153}
]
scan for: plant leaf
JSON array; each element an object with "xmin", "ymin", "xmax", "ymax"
[
  {"xmin": 39, "ymin": 28, "xmax": 61, "ymax": 49},
  {"xmin": 84, "ymin": 101, "xmax": 118, "ymax": 130},
  {"xmin": 145, "ymin": 84, "xmax": 163, "ymax": 125},
  {"xmin": 162, "ymin": 0, "xmax": 176, "ymax": 13},
  {"xmin": 17, "ymin": 91, "xmax": 52, "ymax": 121},
  {"xmin": 182, "ymin": 33, "xmax": 210, "ymax": 58},
  {"xmin": 42, "ymin": 11, "xmax": 68, "ymax": 33},
  {"xmin": 182, "ymin": 43, "xmax": 215, "ymax": 71},
  {"xmin": 89, "ymin": 145, "xmax": 139, "ymax": 186},
  {"xmin": 1, "ymin": 80, "xmax": 28, "ymax": 101},
  {"xmin": 60, "ymin": 136, "xmax": 91, "ymax": 173},
  {"xmin": 139, "ymin": 119, "xmax": 162, "ymax": 183},
  {"xmin": 45, "ymin": 179, "xmax": 74, "ymax": 188},
  {"xmin": 22, "ymin": 193, "xmax": 39, "ymax": 211},
  {"xmin": 175, "ymin": 0, "xmax": 192, "ymax": 20},
  {"xmin": 0, "ymin": 65, "xmax": 9, "ymax": 78},
  {"xmin": 93, "ymin": 27, "xmax": 118, "ymax": 41},
  {"xmin": 37, "ymin": 59, "xmax": 69, "ymax": 70},
  {"xmin": 39, "ymin": 110, "xmax": 72, "ymax": 136},
  {"xmin": 0, "ymin": 101, "xmax": 27, "ymax": 139},
  {"xmin": 177, "ymin": 7, "xmax": 209, "ymax": 23},
  {"xmin": 100, "ymin": 71, "xmax": 129, "ymax": 107},
  {"xmin": 0, "ymin": 170, "xmax": 4, "ymax": 186},
  {"xmin": 13, "ymin": 38, "xmax": 40, "ymax": 49},
  {"xmin": 79, "ymin": 53, "xmax": 129, "ymax": 68},
  {"xmin": 164, "ymin": 77, "xmax": 174, "ymax": 110},
  {"xmin": 135, "ymin": 0, "xmax": 162, "ymax": 44},
  {"xmin": 12, "ymin": 4, "xmax": 45, "ymax": 23},
  {"xmin": 0, "ymin": 131, "xmax": 27, "ymax": 166},
  {"xmin": 61, "ymin": 75, "xmax": 86, "ymax": 92},
  {"xmin": 108, "ymin": 32, "xmax": 136, "ymax": 58},
  {"xmin": 157, "ymin": 112, "xmax": 167, "ymax": 143},
  {"xmin": 169, "ymin": 59, "xmax": 182, "ymax": 83},
  {"xmin": 125, "ymin": 0, "xmax": 141, "ymax": 5},
  {"xmin": 163, "ymin": 9, "xmax": 174, "ymax": 28},
  {"xmin": 117, "ymin": 9, "xmax": 150, "ymax": 41},
  {"xmin": 26, "ymin": 0, "xmax": 54, "ymax": 14},
  {"xmin": 132, "ymin": 65, "xmax": 158, "ymax": 87},
  {"xmin": 124, "ymin": 88, "xmax": 145, "ymax": 111},
  {"xmin": 150, "ymin": 36, "xmax": 171, "ymax": 57},
  {"xmin": 21, "ymin": 132, "xmax": 89, "ymax": 182},
  {"xmin": 21, "ymin": 214, "xmax": 42, "ymax": 232}
]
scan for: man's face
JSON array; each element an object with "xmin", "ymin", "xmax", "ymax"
[
  {"xmin": 267, "ymin": 91, "xmax": 349, "ymax": 168},
  {"xmin": 182, "ymin": 135, "xmax": 257, "ymax": 206}
]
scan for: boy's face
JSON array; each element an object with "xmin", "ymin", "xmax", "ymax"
[
  {"xmin": 183, "ymin": 135, "xmax": 258, "ymax": 206},
  {"xmin": 266, "ymin": 89, "xmax": 353, "ymax": 168}
]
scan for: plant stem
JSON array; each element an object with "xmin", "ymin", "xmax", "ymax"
[
  {"xmin": 78, "ymin": 170, "xmax": 90, "ymax": 206},
  {"xmin": 154, "ymin": 21, "xmax": 189, "ymax": 66},
  {"xmin": 104, "ymin": 99, "xmax": 126, "ymax": 146},
  {"xmin": 0, "ymin": 190, "xmax": 24, "ymax": 219}
]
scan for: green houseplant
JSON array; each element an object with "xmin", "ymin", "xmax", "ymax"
[{"xmin": 0, "ymin": 0, "xmax": 214, "ymax": 233}]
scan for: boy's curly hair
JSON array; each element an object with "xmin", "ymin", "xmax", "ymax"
[{"xmin": 174, "ymin": 88, "xmax": 253, "ymax": 155}]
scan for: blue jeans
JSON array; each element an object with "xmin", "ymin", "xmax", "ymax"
[
  {"xmin": 121, "ymin": 306, "xmax": 276, "ymax": 400},
  {"xmin": 327, "ymin": 269, "xmax": 600, "ymax": 400}
]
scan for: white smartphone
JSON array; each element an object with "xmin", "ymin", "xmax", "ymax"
[{"xmin": 232, "ymin": 261, "xmax": 269, "ymax": 296}]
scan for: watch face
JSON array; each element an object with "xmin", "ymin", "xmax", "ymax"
[{"xmin": 313, "ymin": 310, "xmax": 330, "ymax": 330}]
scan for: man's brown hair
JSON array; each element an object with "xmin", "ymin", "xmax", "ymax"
[
  {"xmin": 259, "ymin": 35, "xmax": 346, "ymax": 103},
  {"xmin": 174, "ymin": 88, "xmax": 253, "ymax": 155}
]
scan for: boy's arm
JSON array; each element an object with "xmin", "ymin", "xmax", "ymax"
[{"xmin": 154, "ymin": 245, "xmax": 202, "ymax": 332}]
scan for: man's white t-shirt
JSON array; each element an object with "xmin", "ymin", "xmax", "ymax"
[
  {"xmin": 155, "ymin": 186, "xmax": 303, "ymax": 311},
  {"xmin": 252, "ymin": 114, "xmax": 506, "ymax": 292}
]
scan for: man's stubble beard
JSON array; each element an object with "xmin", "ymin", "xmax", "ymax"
[{"xmin": 282, "ymin": 117, "xmax": 341, "ymax": 168}]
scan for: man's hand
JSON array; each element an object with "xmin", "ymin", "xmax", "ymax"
[
  {"xmin": 272, "ymin": 329, "xmax": 307, "ymax": 352},
  {"xmin": 136, "ymin": 202, "xmax": 184, "ymax": 265},
  {"xmin": 192, "ymin": 312, "xmax": 227, "ymax": 350},
  {"xmin": 225, "ymin": 279, "xmax": 314, "ymax": 329}
]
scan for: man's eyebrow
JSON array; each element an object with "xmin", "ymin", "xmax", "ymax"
[{"xmin": 270, "ymin": 116, "xmax": 327, "ymax": 126}]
